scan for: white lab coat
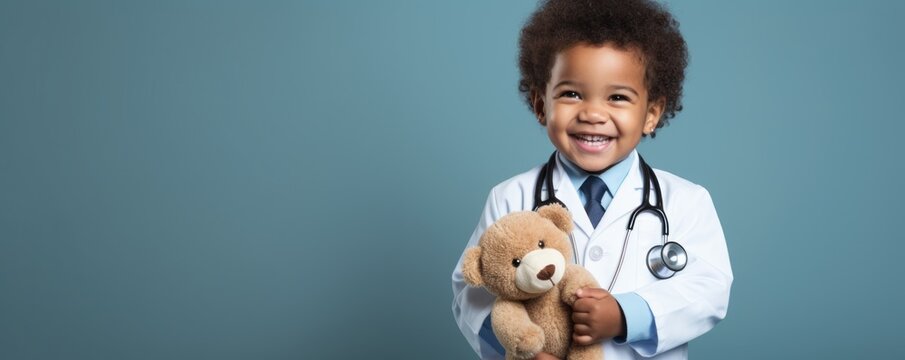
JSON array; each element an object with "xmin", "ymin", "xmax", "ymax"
[{"xmin": 451, "ymin": 151, "xmax": 733, "ymax": 360}]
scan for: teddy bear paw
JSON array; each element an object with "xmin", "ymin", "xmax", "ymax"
[
  {"xmin": 564, "ymin": 292, "xmax": 579, "ymax": 306},
  {"xmin": 509, "ymin": 324, "xmax": 545, "ymax": 359}
]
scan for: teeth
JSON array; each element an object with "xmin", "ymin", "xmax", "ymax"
[{"xmin": 575, "ymin": 134, "xmax": 610, "ymax": 142}]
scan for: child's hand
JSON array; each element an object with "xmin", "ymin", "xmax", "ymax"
[{"xmin": 571, "ymin": 287, "xmax": 626, "ymax": 346}]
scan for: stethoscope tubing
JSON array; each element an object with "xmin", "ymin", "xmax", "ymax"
[
  {"xmin": 607, "ymin": 229, "xmax": 633, "ymax": 292},
  {"xmin": 532, "ymin": 151, "xmax": 687, "ymax": 290}
]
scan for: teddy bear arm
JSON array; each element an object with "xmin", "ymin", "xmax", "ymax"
[
  {"xmin": 491, "ymin": 299, "xmax": 545, "ymax": 359},
  {"xmin": 560, "ymin": 264, "xmax": 601, "ymax": 306}
]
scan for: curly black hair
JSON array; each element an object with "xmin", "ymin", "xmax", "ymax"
[{"xmin": 518, "ymin": 0, "xmax": 688, "ymax": 136}]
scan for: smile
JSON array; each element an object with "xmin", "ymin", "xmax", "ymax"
[
  {"xmin": 573, "ymin": 134, "xmax": 611, "ymax": 143},
  {"xmin": 571, "ymin": 134, "xmax": 613, "ymax": 152}
]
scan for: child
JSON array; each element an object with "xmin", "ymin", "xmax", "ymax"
[{"xmin": 451, "ymin": 1, "xmax": 733, "ymax": 359}]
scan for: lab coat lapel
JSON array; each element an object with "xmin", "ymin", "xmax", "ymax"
[
  {"xmin": 541, "ymin": 158, "xmax": 595, "ymax": 238},
  {"xmin": 596, "ymin": 152, "xmax": 644, "ymax": 233}
]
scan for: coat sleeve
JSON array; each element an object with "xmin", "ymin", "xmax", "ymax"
[
  {"xmin": 633, "ymin": 186, "xmax": 734, "ymax": 356},
  {"xmin": 451, "ymin": 188, "xmax": 506, "ymax": 359}
]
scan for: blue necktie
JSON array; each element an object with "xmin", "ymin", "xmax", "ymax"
[{"xmin": 580, "ymin": 176, "xmax": 608, "ymax": 228}]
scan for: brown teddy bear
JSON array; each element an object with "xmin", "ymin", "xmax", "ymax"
[{"xmin": 461, "ymin": 205, "xmax": 603, "ymax": 360}]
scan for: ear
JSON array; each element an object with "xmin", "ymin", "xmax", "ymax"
[
  {"xmin": 461, "ymin": 247, "xmax": 483, "ymax": 286},
  {"xmin": 537, "ymin": 204, "xmax": 573, "ymax": 234},
  {"xmin": 644, "ymin": 97, "xmax": 665, "ymax": 135},
  {"xmin": 531, "ymin": 89, "xmax": 546, "ymax": 126}
]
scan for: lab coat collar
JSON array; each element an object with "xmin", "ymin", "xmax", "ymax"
[
  {"xmin": 543, "ymin": 155, "xmax": 593, "ymax": 239},
  {"xmin": 537, "ymin": 156, "xmax": 589, "ymax": 238},
  {"xmin": 541, "ymin": 150, "xmax": 647, "ymax": 238}
]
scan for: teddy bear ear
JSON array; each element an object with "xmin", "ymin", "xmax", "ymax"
[
  {"xmin": 461, "ymin": 247, "xmax": 484, "ymax": 286},
  {"xmin": 537, "ymin": 204, "xmax": 573, "ymax": 233}
]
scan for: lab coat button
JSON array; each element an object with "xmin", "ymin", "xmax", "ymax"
[{"xmin": 589, "ymin": 246, "xmax": 604, "ymax": 261}]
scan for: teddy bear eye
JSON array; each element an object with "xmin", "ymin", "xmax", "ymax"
[
  {"xmin": 512, "ymin": 259, "xmax": 521, "ymax": 267},
  {"xmin": 538, "ymin": 240, "xmax": 545, "ymax": 249}
]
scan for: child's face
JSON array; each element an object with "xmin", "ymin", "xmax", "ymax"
[{"xmin": 535, "ymin": 43, "xmax": 663, "ymax": 173}]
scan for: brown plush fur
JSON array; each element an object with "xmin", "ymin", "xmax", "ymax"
[{"xmin": 462, "ymin": 205, "xmax": 603, "ymax": 360}]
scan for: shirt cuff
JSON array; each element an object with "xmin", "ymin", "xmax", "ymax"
[
  {"xmin": 612, "ymin": 292, "xmax": 658, "ymax": 349},
  {"xmin": 479, "ymin": 313, "xmax": 505, "ymax": 358}
]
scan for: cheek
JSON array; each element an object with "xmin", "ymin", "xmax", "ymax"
[
  {"xmin": 545, "ymin": 121, "xmax": 566, "ymax": 143},
  {"xmin": 615, "ymin": 113, "xmax": 648, "ymax": 138},
  {"xmin": 546, "ymin": 113, "xmax": 570, "ymax": 136},
  {"xmin": 546, "ymin": 102, "xmax": 569, "ymax": 125}
]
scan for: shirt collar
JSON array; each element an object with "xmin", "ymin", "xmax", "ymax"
[{"xmin": 557, "ymin": 150, "xmax": 635, "ymax": 198}]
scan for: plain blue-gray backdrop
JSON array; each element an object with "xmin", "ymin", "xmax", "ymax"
[{"xmin": 2, "ymin": 0, "xmax": 904, "ymax": 359}]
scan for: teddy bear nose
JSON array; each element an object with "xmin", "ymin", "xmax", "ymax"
[{"xmin": 536, "ymin": 264, "xmax": 556, "ymax": 281}]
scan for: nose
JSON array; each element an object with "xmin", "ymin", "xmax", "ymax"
[
  {"xmin": 536, "ymin": 264, "xmax": 556, "ymax": 281},
  {"xmin": 578, "ymin": 102, "xmax": 608, "ymax": 123}
]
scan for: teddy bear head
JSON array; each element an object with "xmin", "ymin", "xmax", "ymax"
[{"xmin": 462, "ymin": 205, "xmax": 574, "ymax": 301}]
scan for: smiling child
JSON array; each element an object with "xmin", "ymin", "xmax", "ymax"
[{"xmin": 452, "ymin": 1, "xmax": 733, "ymax": 359}]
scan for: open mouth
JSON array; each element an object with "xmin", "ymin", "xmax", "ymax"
[{"xmin": 571, "ymin": 134, "xmax": 613, "ymax": 151}]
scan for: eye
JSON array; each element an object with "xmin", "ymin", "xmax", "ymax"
[
  {"xmin": 557, "ymin": 90, "xmax": 581, "ymax": 99},
  {"xmin": 609, "ymin": 94, "xmax": 630, "ymax": 102},
  {"xmin": 512, "ymin": 259, "xmax": 521, "ymax": 267},
  {"xmin": 538, "ymin": 240, "xmax": 545, "ymax": 249}
]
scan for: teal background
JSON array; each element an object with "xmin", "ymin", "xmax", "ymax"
[{"xmin": 2, "ymin": 0, "xmax": 903, "ymax": 358}]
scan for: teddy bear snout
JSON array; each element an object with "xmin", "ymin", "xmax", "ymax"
[
  {"xmin": 536, "ymin": 264, "xmax": 556, "ymax": 281},
  {"xmin": 515, "ymin": 248, "xmax": 566, "ymax": 294}
]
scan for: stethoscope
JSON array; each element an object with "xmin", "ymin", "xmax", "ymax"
[{"xmin": 533, "ymin": 152, "xmax": 688, "ymax": 291}]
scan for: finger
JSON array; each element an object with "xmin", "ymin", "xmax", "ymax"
[
  {"xmin": 572, "ymin": 299, "xmax": 589, "ymax": 313},
  {"xmin": 571, "ymin": 311, "xmax": 590, "ymax": 324},
  {"xmin": 576, "ymin": 287, "xmax": 611, "ymax": 300},
  {"xmin": 573, "ymin": 334, "xmax": 594, "ymax": 346},
  {"xmin": 573, "ymin": 323, "xmax": 592, "ymax": 336},
  {"xmin": 572, "ymin": 297, "xmax": 597, "ymax": 312}
]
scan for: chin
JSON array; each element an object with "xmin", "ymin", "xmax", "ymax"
[{"xmin": 572, "ymin": 157, "xmax": 613, "ymax": 173}]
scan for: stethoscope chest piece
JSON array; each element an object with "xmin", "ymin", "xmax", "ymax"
[{"xmin": 647, "ymin": 241, "xmax": 687, "ymax": 279}]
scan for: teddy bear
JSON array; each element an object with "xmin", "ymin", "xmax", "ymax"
[{"xmin": 461, "ymin": 204, "xmax": 603, "ymax": 360}]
